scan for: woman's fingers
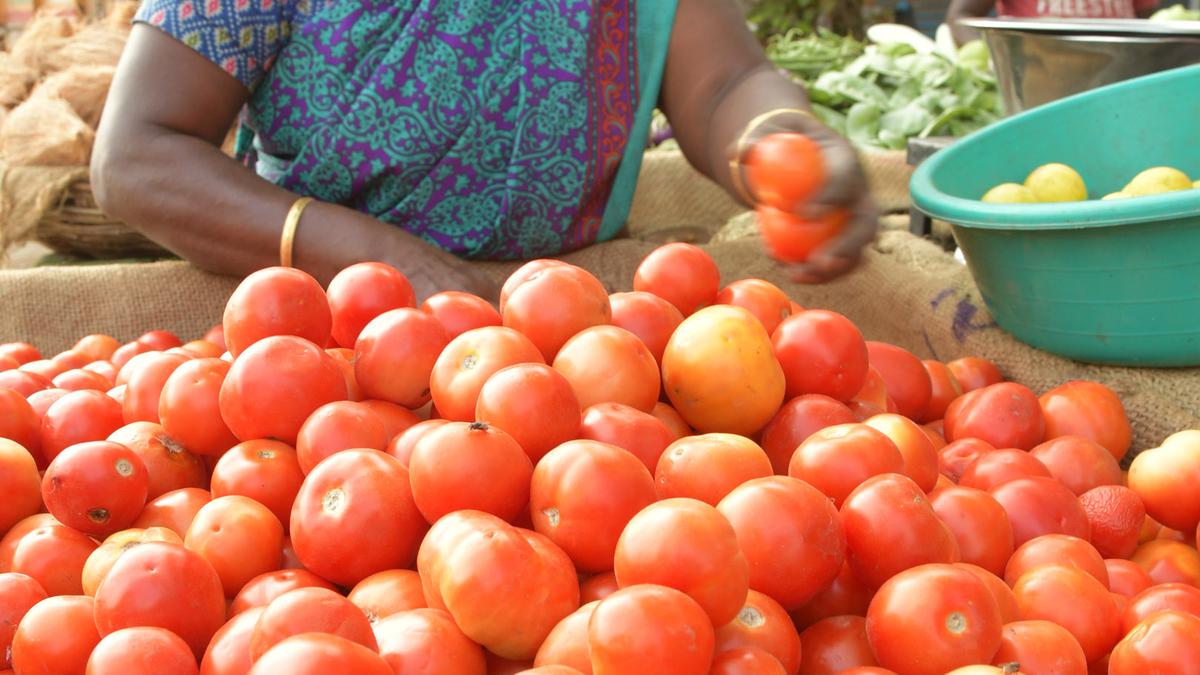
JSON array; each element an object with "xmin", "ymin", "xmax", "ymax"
[{"xmin": 786, "ymin": 195, "xmax": 879, "ymax": 284}]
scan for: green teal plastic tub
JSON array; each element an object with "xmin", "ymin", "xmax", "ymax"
[{"xmin": 910, "ymin": 64, "xmax": 1200, "ymax": 367}]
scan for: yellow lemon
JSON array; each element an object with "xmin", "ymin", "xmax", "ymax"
[
  {"xmin": 982, "ymin": 183, "xmax": 1038, "ymax": 204},
  {"xmin": 1193, "ymin": 179, "xmax": 1200, "ymax": 189},
  {"xmin": 1024, "ymin": 163, "xmax": 1087, "ymax": 202},
  {"xmin": 1101, "ymin": 192, "xmax": 1132, "ymax": 201},
  {"xmin": 1124, "ymin": 167, "xmax": 1193, "ymax": 196}
]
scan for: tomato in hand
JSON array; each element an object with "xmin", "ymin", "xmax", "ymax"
[
  {"xmin": 756, "ymin": 206, "xmax": 848, "ymax": 265},
  {"xmin": 744, "ymin": 132, "xmax": 826, "ymax": 212}
]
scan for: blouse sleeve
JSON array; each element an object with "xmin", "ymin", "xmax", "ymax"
[{"xmin": 133, "ymin": 0, "xmax": 301, "ymax": 90}]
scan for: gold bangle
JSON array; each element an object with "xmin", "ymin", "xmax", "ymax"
[
  {"xmin": 279, "ymin": 197, "xmax": 314, "ymax": 268},
  {"xmin": 728, "ymin": 108, "xmax": 815, "ymax": 204}
]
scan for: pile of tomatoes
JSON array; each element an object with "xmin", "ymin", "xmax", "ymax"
[{"xmin": 1, "ymin": 242, "xmax": 1199, "ymax": 675}]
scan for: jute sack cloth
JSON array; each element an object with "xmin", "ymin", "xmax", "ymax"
[{"xmin": 1, "ymin": 228, "xmax": 1195, "ymax": 455}]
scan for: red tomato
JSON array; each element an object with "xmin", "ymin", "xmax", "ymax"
[
  {"xmin": 864, "ymin": 342, "xmax": 932, "ymax": 422},
  {"xmin": 182, "ymin": 340, "xmax": 224, "ymax": 359},
  {"xmin": 553, "ymin": 326, "xmax": 660, "ymax": 412},
  {"xmin": 40, "ymin": 390, "xmax": 125, "ymax": 462},
  {"xmin": 210, "ymin": 440, "xmax": 304, "ymax": 534},
  {"xmin": 223, "ymin": 267, "xmax": 332, "ymax": 357},
  {"xmin": 715, "ymin": 279, "xmax": 793, "ymax": 336},
  {"xmin": 386, "ymin": 419, "xmax": 450, "ymax": 467},
  {"xmin": 11, "ymin": 595, "xmax": 100, "ymax": 675},
  {"xmin": 920, "ymin": 360, "xmax": 962, "ymax": 423},
  {"xmin": 841, "ymin": 473, "xmax": 960, "ymax": 589},
  {"xmin": 946, "ymin": 357, "xmax": 1003, "ymax": 393},
  {"xmin": 133, "ymin": 487, "xmax": 212, "ymax": 538},
  {"xmin": 717, "ymin": 476, "xmax": 845, "ymax": 610},
  {"xmin": 185, "ymin": 496, "xmax": 284, "ymax": 598},
  {"xmin": 578, "ymin": 402, "xmax": 675, "ymax": 474},
  {"xmin": 94, "ymin": 541, "xmax": 227, "ymax": 658},
  {"xmin": 615, "ymin": 498, "xmax": 749, "ymax": 626},
  {"xmin": 220, "ymin": 336, "xmax": 346, "ymax": 445},
  {"xmin": 0, "ymin": 389, "xmax": 41, "ymax": 463},
  {"xmin": 294, "ymin": 401, "xmax": 387, "ymax": 474},
  {"xmin": 41, "ymin": 441, "xmax": 149, "ymax": 538},
  {"xmin": 928, "ymin": 485, "xmax": 1014, "ymax": 577},
  {"xmin": 502, "ymin": 263, "xmax": 611, "ymax": 362},
  {"xmin": 21, "ymin": 359, "xmax": 69, "ymax": 381},
  {"xmin": 864, "ymin": 414, "xmax": 940, "ymax": 493},
  {"xmin": 290, "ymin": 449, "xmax": 424, "ymax": 587},
  {"xmin": 0, "ymin": 514, "xmax": 55, "ymax": 573},
  {"xmin": 246, "ymin": 633, "xmax": 391, "ymax": 675},
  {"xmin": 709, "ymin": 647, "xmax": 787, "ymax": 675},
  {"xmin": 588, "ymin": 584, "xmax": 715, "ymax": 675},
  {"xmin": 136, "ymin": 331, "xmax": 182, "ymax": 352},
  {"xmin": 938, "ymin": 438, "xmax": 995, "ymax": 484},
  {"xmin": 0, "ymin": 573, "xmax": 46, "ymax": 669},
  {"xmin": 713, "ymin": 590, "xmax": 802, "ymax": 675},
  {"xmin": 1012, "ymin": 564, "xmax": 1121, "ymax": 664},
  {"xmin": 789, "ymin": 423, "xmax": 904, "ymax": 508},
  {"xmin": 249, "ymin": 586, "xmax": 377, "ymax": 660},
  {"xmin": 756, "ymin": 206, "xmax": 848, "ymax": 265},
  {"xmin": 52, "ymin": 368, "xmax": 111, "ymax": 392},
  {"xmin": 798, "ymin": 615, "xmax": 878, "ymax": 675},
  {"xmin": 376, "ymin": 608, "xmax": 487, "ymax": 674},
  {"xmin": 652, "ymin": 402, "xmax": 693, "ymax": 441},
  {"xmin": 1110, "ymin": 610, "xmax": 1200, "ymax": 675},
  {"xmin": 955, "ymin": 563, "xmax": 1019, "ymax": 625},
  {"xmin": 1105, "ymin": 559, "xmax": 1153, "ymax": 599},
  {"xmin": 353, "ymin": 308, "xmax": 449, "ymax": 408},
  {"xmin": 346, "ymin": 569, "xmax": 425, "ymax": 623},
  {"xmin": 107, "ymin": 422, "xmax": 207, "ymax": 501},
  {"xmin": 1029, "ymin": 436, "xmax": 1122, "ymax": 497},
  {"xmin": 759, "ymin": 395, "xmax": 855, "ymax": 476},
  {"xmin": 475, "ymin": 363, "xmax": 581, "ymax": 463},
  {"xmin": 159, "ymin": 358, "xmax": 240, "ymax": 458},
  {"xmin": 417, "ymin": 512, "xmax": 579, "ymax": 660},
  {"xmin": 656, "ymin": 434, "xmax": 773, "ymax": 506},
  {"xmin": 744, "ymin": 132, "xmax": 826, "ymax": 211},
  {"xmin": 0, "ymin": 369, "xmax": 52, "ymax": 398},
  {"xmin": 1039, "ymin": 381, "xmax": 1131, "ymax": 461},
  {"xmin": 201, "ymin": 606, "xmax": 264, "ymax": 675},
  {"xmin": 231, "ymin": 568, "xmax": 337, "ymax": 616},
  {"xmin": 866, "ymin": 563, "xmax": 1003, "ymax": 675},
  {"xmin": 1130, "ymin": 539, "xmax": 1200, "ymax": 587},
  {"xmin": 430, "ymin": 326, "xmax": 544, "ymax": 422},
  {"xmin": 409, "ymin": 421, "xmax": 532, "ymax": 524},
  {"xmin": 324, "ymin": 347, "xmax": 362, "ymax": 402},
  {"xmin": 0, "ymin": 342, "xmax": 41, "ymax": 365},
  {"xmin": 988, "ymin": 477, "xmax": 1090, "ymax": 548},
  {"xmin": 533, "ymin": 601, "xmax": 595, "ymax": 672},
  {"xmin": 992, "ymin": 620, "xmax": 1088, "ymax": 675},
  {"xmin": 1004, "ymin": 534, "xmax": 1108, "ymax": 588},
  {"xmin": 327, "ymin": 262, "xmax": 415, "ymax": 348},
  {"xmin": 772, "ymin": 310, "xmax": 868, "ymax": 403},
  {"xmin": 1121, "ymin": 582, "xmax": 1200, "ymax": 633},
  {"xmin": 122, "ymin": 352, "xmax": 190, "ymax": 425},
  {"xmin": 530, "ymin": 439, "xmax": 655, "ymax": 573},
  {"xmin": 1128, "ymin": 430, "xmax": 1200, "ymax": 533},
  {"xmin": 608, "ymin": 291, "xmax": 684, "ymax": 365},
  {"xmin": 419, "ymin": 290, "xmax": 502, "ymax": 339},
  {"xmin": 580, "ymin": 571, "xmax": 620, "ymax": 604},
  {"xmin": 0, "ymin": 440, "xmax": 42, "ymax": 538},
  {"xmin": 944, "ymin": 382, "xmax": 1045, "ymax": 451},
  {"xmin": 1078, "ymin": 485, "xmax": 1146, "ymax": 559},
  {"xmin": 111, "ymin": 341, "xmax": 154, "ymax": 370},
  {"xmin": 789, "ymin": 563, "xmax": 874, "ymax": 630},
  {"xmin": 358, "ymin": 400, "xmax": 421, "ymax": 440},
  {"xmin": 958, "ymin": 448, "xmax": 1052, "ymax": 492},
  {"xmin": 86, "ymin": 626, "xmax": 200, "ymax": 675},
  {"xmin": 633, "ymin": 243, "xmax": 721, "ymax": 316}
]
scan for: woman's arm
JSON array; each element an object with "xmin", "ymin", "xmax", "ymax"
[
  {"xmin": 92, "ymin": 25, "xmax": 497, "ymax": 300},
  {"xmin": 660, "ymin": 0, "xmax": 877, "ymax": 283}
]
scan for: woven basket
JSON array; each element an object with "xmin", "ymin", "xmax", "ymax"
[{"xmin": 36, "ymin": 179, "xmax": 172, "ymax": 259}]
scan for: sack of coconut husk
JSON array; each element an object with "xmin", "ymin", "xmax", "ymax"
[
  {"xmin": 43, "ymin": 25, "xmax": 127, "ymax": 73},
  {"xmin": 0, "ymin": 97, "xmax": 93, "ymax": 166},
  {"xmin": 10, "ymin": 13, "xmax": 80, "ymax": 73},
  {"xmin": 0, "ymin": 55, "xmax": 37, "ymax": 109},
  {"xmin": 30, "ymin": 65, "xmax": 115, "ymax": 128}
]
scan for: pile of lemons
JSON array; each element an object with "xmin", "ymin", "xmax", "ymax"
[{"xmin": 982, "ymin": 165, "xmax": 1200, "ymax": 203}]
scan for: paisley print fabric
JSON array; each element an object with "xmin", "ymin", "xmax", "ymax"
[{"xmin": 135, "ymin": 0, "xmax": 679, "ymax": 260}]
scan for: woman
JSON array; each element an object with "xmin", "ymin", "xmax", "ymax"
[{"xmin": 92, "ymin": 0, "xmax": 877, "ymax": 300}]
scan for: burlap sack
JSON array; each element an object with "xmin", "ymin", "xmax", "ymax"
[
  {"xmin": 2, "ymin": 229, "xmax": 1194, "ymax": 454},
  {"xmin": 10, "ymin": 13, "xmax": 79, "ymax": 74},
  {"xmin": 42, "ymin": 25, "xmax": 127, "ymax": 73},
  {"xmin": 0, "ymin": 97, "xmax": 93, "ymax": 166},
  {"xmin": 0, "ymin": 54, "xmax": 37, "ymax": 109},
  {"xmin": 30, "ymin": 65, "xmax": 114, "ymax": 128}
]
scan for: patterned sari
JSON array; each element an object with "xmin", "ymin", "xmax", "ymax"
[{"xmin": 136, "ymin": 0, "xmax": 679, "ymax": 260}]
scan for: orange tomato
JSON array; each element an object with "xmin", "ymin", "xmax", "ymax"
[
  {"xmin": 744, "ymin": 132, "xmax": 826, "ymax": 212},
  {"xmin": 376, "ymin": 608, "xmax": 487, "ymax": 675},
  {"xmin": 553, "ymin": 326, "xmax": 660, "ymax": 412},
  {"xmin": 409, "ymin": 421, "xmax": 532, "ymax": 524},
  {"xmin": 608, "ymin": 291, "xmax": 684, "ymax": 365},
  {"xmin": 184, "ymin": 495, "xmax": 284, "ymax": 598},
  {"xmin": 210, "ymin": 440, "xmax": 305, "ymax": 534},
  {"xmin": 501, "ymin": 262, "xmax": 611, "ymax": 362},
  {"xmin": 1012, "ymin": 565, "xmax": 1121, "ymax": 664},
  {"xmin": 1128, "ymin": 430, "xmax": 1200, "ymax": 533},
  {"xmin": 588, "ymin": 584, "xmax": 715, "ymax": 675},
  {"xmin": 81, "ymin": 527, "xmax": 182, "ymax": 596},
  {"xmin": 250, "ymin": 586, "xmax": 378, "ymax": 660},
  {"xmin": 430, "ymin": 326, "xmax": 544, "ymax": 423},
  {"xmin": 1039, "ymin": 381, "xmax": 1131, "ymax": 461},
  {"xmin": 475, "ymin": 363, "xmax": 582, "ymax": 463},
  {"xmin": 713, "ymin": 590, "xmax": 802, "ymax": 675},
  {"xmin": 789, "ymin": 423, "xmax": 904, "ymax": 508},
  {"xmin": 347, "ymin": 569, "xmax": 426, "ymax": 623},
  {"xmin": 1130, "ymin": 539, "xmax": 1200, "ymax": 587},
  {"xmin": 533, "ymin": 601, "xmax": 595, "ymax": 673},
  {"xmin": 655, "ymin": 434, "xmax": 773, "ymax": 506},
  {"xmin": 633, "ymin": 243, "xmax": 721, "ymax": 316},
  {"xmin": 133, "ymin": 487, "xmax": 212, "ymax": 537},
  {"xmin": 756, "ymin": 206, "xmax": 848, "ymax": 264},
  {"xmin": 715, "ymin": 278, "xmax": 793, "ymax": 336}
]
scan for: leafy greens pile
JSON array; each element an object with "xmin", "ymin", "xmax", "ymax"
[{"xmin": 765, "ymin": 29, "xmax": 1003, "ymax": 150}]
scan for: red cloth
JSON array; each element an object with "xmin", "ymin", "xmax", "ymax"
[{"xmin": 996, "ymin": 0, "xmax": 1157, "ymax": 18}]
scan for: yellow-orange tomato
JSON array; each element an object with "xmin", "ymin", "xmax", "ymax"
[
  {"xmin": 1130, "ymin": 539, "xmax": 1200, "ymax": 587},
  {"xmin": 661, "ymin": 306, "xmax": 785, "ymax": 437},
  {"xmin": 1128, "ymin": 430, "xmax": 1200, "ymax": 533},
  {"xmin": 81, "ymin": 527, "xmax": 182, "ymax": 596}
]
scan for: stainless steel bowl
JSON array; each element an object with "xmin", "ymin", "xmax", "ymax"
[{"xmin": 960, "ymin": 17, "xmax": 1200, "ymax": 114}]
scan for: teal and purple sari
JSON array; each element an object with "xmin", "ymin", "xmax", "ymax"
[{"xmin": 136, "ymin": 0, "xmax": 679, "ymax": 260}]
